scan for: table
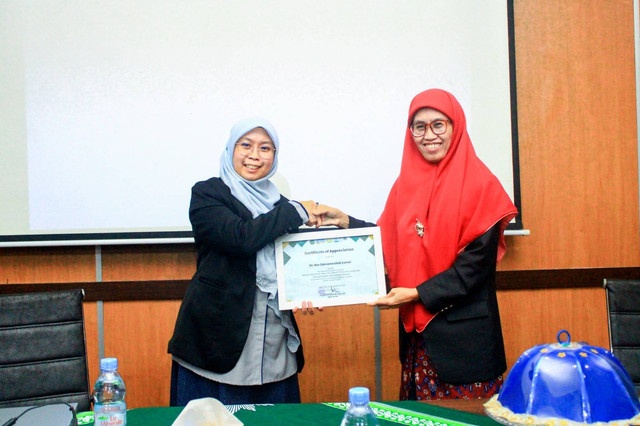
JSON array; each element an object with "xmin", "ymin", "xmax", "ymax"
[
  {"xmin": 421, "ymin": 397, "xmax": 489, "ymax": 416},
  {"xmin": 79, "ymin": 399, "xmax": 499, "ymax": 425}
]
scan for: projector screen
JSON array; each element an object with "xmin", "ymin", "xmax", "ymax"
[{"xmin": 0, "ymin": 0, "xmax": 521, "ymax": 247}]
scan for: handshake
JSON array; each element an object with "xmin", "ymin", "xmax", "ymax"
[{"xmin": 298, "ymin": 201, "xmax": 350, "ymax": 229}]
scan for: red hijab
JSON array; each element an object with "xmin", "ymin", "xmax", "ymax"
[{"xmin": 377, "ymin": 89, "xmax": 517, "ymax": 333}]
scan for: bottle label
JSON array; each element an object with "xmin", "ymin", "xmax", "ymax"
[{"xmin": 94, "ymin": 411, "xmax": 126, "ymax": 426}]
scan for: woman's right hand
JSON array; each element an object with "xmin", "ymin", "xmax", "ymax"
[
  {"xmin": 367, "ymin": 287, "xmax": 419, "ymax": 309},
  {"xmin": 298, "ymin": 200, "xmax": 319, "ymax": 226}
]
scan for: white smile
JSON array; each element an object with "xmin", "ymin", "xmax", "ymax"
[
  {"xmin": 245, "ymin": 164, "xmax": 260, "ymax": 170},
  {"xmin": 424, "ymin": 143, "xmax": 441, "ymax": 149}
]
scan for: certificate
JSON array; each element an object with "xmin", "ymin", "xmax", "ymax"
[{"xmin": 275, "ymin": 226, "xmax": 386, "ymax": 310}]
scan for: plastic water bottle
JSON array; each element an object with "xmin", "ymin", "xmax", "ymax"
[
  {"xmin": 93, "ymin": 357, "xmax": 127, "ymax": 426},
  {"xmin": 340, "ymin": 387, "xmax": 379, "ymax": 426}
]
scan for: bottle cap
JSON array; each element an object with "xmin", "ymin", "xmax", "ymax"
[
  {"xmin": 348, "ymin": 387, "xmax": 370, "ymax": 405},
  {"xmin": 100, "ymin": 357, "xmax": 118, "ymax": 371}
]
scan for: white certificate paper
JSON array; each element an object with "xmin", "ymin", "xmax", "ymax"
[{"xmin": 275, "ymin": 226, "xmax": 386, "ymax": 310}]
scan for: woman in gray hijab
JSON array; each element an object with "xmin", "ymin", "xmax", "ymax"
[{"xmin": 168, "ymin": 117, "xmax": 369, "ymax": 405}]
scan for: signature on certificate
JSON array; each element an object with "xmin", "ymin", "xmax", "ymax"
[{"xmin": 318, "ymin": 285, "xmax": 346, "ymax": 298}]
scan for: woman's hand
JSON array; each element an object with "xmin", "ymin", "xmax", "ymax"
[
  {"xmin": 367, "ymin": 288, "xmax": 419, "ymax": 309},
  {"xmin": 292, "ymin": 301, "xmax": 324, "ymax": 315},
  {"xmin": 298, "ymin": 200, "xmax": 319, "ymax": 226},
  {"xmin": 312, "ymin": 204, "xmax": 350, "ymax": 229}
]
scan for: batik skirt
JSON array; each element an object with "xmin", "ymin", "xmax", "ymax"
[{"xmin": 400, "ymin": 332, "xmax": 503, "ymax": 400}]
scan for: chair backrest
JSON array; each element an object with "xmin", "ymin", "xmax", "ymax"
[
  {"xmin": 0, "ymin": 289, "xmax": 91, "ymax": 411},
  {"xmin": 603, "ymin": 279, "xmax": 640, "ymax": 394}
]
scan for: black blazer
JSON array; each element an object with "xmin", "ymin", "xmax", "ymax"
[
  {"xmin": 408, "ymin": 224, "xmax": 507, "ymax": 384},
  {"xmin": 168, "ymin": 177, "xmax": 305, "ymax": 373}
]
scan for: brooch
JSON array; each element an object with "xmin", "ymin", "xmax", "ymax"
[{"xmin": 415, "ymin": 219, "xmax": 424, "ymax": 238}]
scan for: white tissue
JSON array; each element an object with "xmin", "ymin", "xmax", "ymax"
[{"xmin": 171, "ymin": 397, "xmax": 243, "ymax": 426}]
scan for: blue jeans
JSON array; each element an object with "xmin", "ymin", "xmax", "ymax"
[{"xmin": 170, "ymin": 361, "xmax": 301, "ymax": 406}]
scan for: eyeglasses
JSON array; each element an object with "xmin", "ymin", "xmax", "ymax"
[
  {"xmin": 234, "ymin": 142, "xmax": 276, "ymax": 159},
  {"xmin": 409, "ymin": 119, "xmax": 450, "ymax": 137}
]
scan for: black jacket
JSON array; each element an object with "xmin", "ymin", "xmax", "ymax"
[
  {"xmin": 168, "ymin": 177, "xmax": 306, "ymax": 373},
  {"xmin": 407, "ymin": 224, "xmax": 507, "ymax": 384}
]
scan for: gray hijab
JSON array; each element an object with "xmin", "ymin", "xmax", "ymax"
[
  {"xmin": 219, "ymin": 117, "xmax": 280, "ymax": 296},
  {"xmin": 219, "ymin": 117, "xmax": 300, "ymax": 351}
]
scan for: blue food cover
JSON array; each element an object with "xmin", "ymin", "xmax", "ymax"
[{"xmin": 485, "ymin": 330, "xmax": 640, "ymax": 425}]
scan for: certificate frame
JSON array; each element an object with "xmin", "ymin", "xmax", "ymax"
[{"xmin": 275, "ymin": 226, "xmax": 386, "ymax": 310}]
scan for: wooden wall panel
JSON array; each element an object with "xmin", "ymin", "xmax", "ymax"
[
  {"xmin": 97, "ymin": 244, "xmax": 195, "ymax": 408},
  {"xmin": 83, "ymin": 301, "xmax": 100, "ymax": 398},
  {"xmin": 379, "ymin": 309, "xmax": 400, "ymax": 401},
  {"xmin": 102, "ymin": 300, "xmax": 181, "ymax": 409},
  {"xmin": 497, "ymin": 287, "xmax": 609, "ymax": 376},
  {"xmin": 100, "ymin": 244, "xmax": 196, "ymax": 281},
  {"xmin": 296, "ymin": 305, "xmax": 377, "ymax": 403},
  {"xmin": 499, "ymin": 0, "xmax": 639, "ymax": 271},
  {"xmin": 0, "ymin": 246, "xmax": 95, "ymax": 283}
]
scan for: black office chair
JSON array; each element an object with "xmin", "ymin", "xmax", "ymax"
[
  {"xmin": 0, "ymin": 289, "xmax": 92, "ymax": 411},
  {"xmin": 603, "ymin": 279, "xmax": 640, "ymax": 394}
]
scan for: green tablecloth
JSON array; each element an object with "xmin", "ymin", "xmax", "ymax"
[{"xmin": 79, "ymin": 400, "xmax": 499, "ymax": 425}]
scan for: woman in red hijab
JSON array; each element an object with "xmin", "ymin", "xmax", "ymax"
[{"xmin": 371, "ymin": 89, "xmax": 517, "ymax": 400}]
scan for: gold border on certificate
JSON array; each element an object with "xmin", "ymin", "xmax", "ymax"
[{"xmin": 275, "ymin": 226, "xmax": 386, "ymax": 310}]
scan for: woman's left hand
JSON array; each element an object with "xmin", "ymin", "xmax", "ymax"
[
  {"xmin": 367, "ymin": 288, "xmax": 419, "ymax": 309},
  {"xmin": 293, "ymin": 301, "xmax": 324, "ymax": 315}
]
